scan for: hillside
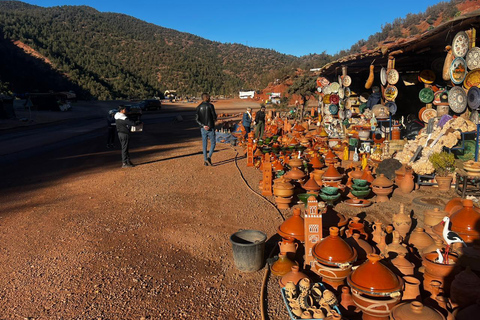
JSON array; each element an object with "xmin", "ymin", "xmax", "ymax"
[{"xmin": 0, "ymin": 1, "xmax": 299, "ymax": 99}]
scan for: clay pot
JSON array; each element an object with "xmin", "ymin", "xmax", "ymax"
[
  {"xmin": 324, "ymin": 149, "xmax": 338, "ymax": 165},
  {"xmin": 275, "ymin": 196, "xmax": 293, "ymax": 209},
  {"xmin": 346, "ymin": 217, "xmax": 368, "ymax": 239},
  {"xmin": 395, "ymin": 165, "xmax": 407, "ymax": 185},
  {"xmin": 312, "ymin": 169, "xmax": 325, "ymax": 185},
  {"xmin": 372, "ymin": 173, "xmax": 393, "ymax": 188},
  {"xmin": 278, "ymin": 207, "xmax": 305, "ymax": 241},
  {"xmin": 391, "ymin": 301, "xmax": 445, "ymax": 320},
  {"xmin": 361, "ymin": 168, "xmax": 375, "ymax": 183},
  {"xmin": 349, "ymin": 167, "xmax": 364, "ymax": 180},
  {"xmin": 444, "ymin": 197, "xmax": 463, "ymax": 216},
  {"xmin": 409, "ymin": 227, "xmax": 434, "ymax": 252},
  {"xmin": 424, "ymin": 208, "xmax": 448, "ymax": 229},
  {"xmin": 347, "ymin": 254, "xmax": 403, "ymax": 297},
  {"xmin": 422, "ymin": 252, "xmax": 459, "ymax": 295},
  {"xmin": 435, "ymin": 176, "xmax": 453, "ymax": 192},
  {"xmin": 449, "ymin": 199, "xmax": 480, "ymax": 243},
  {"xmin": 384, "ymin": 231, "xmax": 408, "ymax": 258},
  {"xmin": 271, "ymin": 252, "xmax": 298, "ymax": 277},
  {"xmin": 373, "ymin": 186, "xmax": 393, "ymax": 203},
  {"xmin": 398, "ymin": 170, "xmax": 415, "ymax": 194},
  {"xmin": 372, "ymin": 221, "xmax": 384, "ymax": 245},
  {"xmin": 421, "ymin": 239, "xmax": 445, "ymax": 256},
  {"xmin": 392, "ymin": 253, "xmax": 415, "ymax": 276},
  {"xmin": 278, "ymin": 238, "xmax": 298, "ymax": 254},
  {"xmin": 273, "ymin": 187, "xmax": 295, "ymax": 198},
  {"xmin": 340, "ymin": 286, "xmax": 356, "ymax": 310},
  {"xmin": 279, "ymin": 265, "xmax": 308, "ymax": 287},
  {"xmin": 351, "ymin": 233, "xmax": 375, "ymax": 261},
  {"xmin": 322, "ymin": 164, "xmax": 343, "ymax": 181},
  {"xmin": 289, "ymin": 157, "xmax": 303, "ymax": 168},
  {"xmin": 303, "ymin": 173, "xmax": 321, "ymax": 193},
  {"xmin": 284, "ymin": 167, "xmax": 306, "ymax": 180},
  {"xmin": 401, "ymin": 276, "xmax": 421, "ymax": 301},
  {"xmin": 351, "ymin": 290, "xmax": 400, "ymax": 320},
  {"xmin": 450, "ymin": 267, "xmax": 480, "ymax": 309},
  {"xmin": 310, "ymin": 154, "xmax": 323, "ymax": 169},
  {"xmin": 393, "ymin": 204, "xmax": 412, "ymax": 239}
]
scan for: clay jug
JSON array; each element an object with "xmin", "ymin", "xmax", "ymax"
[
  {"xmin": 340, "ymin": 286, "xmax": 356, "ymax": 310},
  {"xmin": 278, "ymin": 238, "xmax": 298, "ymax": 255},
  {"xmin": 279, "ymin": 265, "xmax": 308, "ymax": 287},
  {"xmin": 402, "ymin": 276, "xmax": 422, "ymax": 301},
  {"xmin": 399, "ymin": 170, "xmax": 415, "ymax": 194},
  {"xmin": 385, "ymin": 230, "xmax": 408, "ymax": 258},
  {"xmin": 371, "ymin": 221, "xmax": 384, "ymax": 245},
  {"xmin": 409, "ymin": 227, "xmax": 434, "ymax": 252},
  {"xmin": 393, "ymin": 204, "xmax": 412, "ymax": 238}
]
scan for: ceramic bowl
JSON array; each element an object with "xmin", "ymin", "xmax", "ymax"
[
  {"xmin": 319, "ymin": 193, "xmax": 341, "ymax": 203},
  {"xmin": 297, "ymin": 193, "xmax": 318, "ymax": 205},
  {"xmin": 351, "ymin": 189, "xmax": 371, "ymax": 199},
  {"xmin": 322, "ymin": 187, "xmax": 339, "ymax": 195},
  {"xmin": 352, "ymin": 184, "xmax": 370, "ymax": 191},
  {"xmin": 353, "ymin": 179, "xmax": 368, "ymax": 187}
]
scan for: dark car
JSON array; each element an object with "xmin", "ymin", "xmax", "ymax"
[{"xmin": 137, "ymin": 99, "xmax": 162, "ymax": 111}]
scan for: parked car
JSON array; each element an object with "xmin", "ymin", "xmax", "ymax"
[{"xmin": 136, "ymin": 99, "xmax": 162, "ymax": 111}]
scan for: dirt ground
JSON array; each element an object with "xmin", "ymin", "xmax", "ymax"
[{"xmin": 0, "ymin": 99, "xmax": 456, "ymax": 320}]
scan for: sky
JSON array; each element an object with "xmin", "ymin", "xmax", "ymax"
[{"xmin": 20, "ymin": 0, "xmax": 445, "ymax": 57}]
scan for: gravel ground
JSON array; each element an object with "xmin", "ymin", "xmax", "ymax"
[{"xmin": 0, "ymin": 99, "xmax": 455, "ymax": 319}]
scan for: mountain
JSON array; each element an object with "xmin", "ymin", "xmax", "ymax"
[{"xmin": 0, "ymin": 1, "xmax": 300, "ymax": 99}]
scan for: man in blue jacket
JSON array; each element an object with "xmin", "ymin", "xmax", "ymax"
[{"xmin": 195, "ymin": 93, "xmax": 217, "ymax": 166}]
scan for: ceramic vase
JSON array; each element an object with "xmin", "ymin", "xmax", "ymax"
[
  {"xmin": 398, "ymin": 170, "xmax": 415, "ymax": 194},
  {"xmin": 371, "ymin": 221, "xmax": 384, "ymax": 245},
  {"xmin": 393, "ymin": 204, "xmax": 412, "ymax": 238}
]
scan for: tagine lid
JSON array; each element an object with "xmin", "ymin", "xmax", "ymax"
[
  {"xmin": 312, "ymin": 227, "xmax": 357, "ymax": 266},
  {"xmin": 371, "ymin": 173, "xmax": 393, "ymax": 188},
  {"xmin": 303, "ymin": 173, "xmax": 321, "ymax": 191},
  {"xmin": 278, "ymin": 207, "xmax": 305, "ymax": 241},
  {"xmin": 450, "ymin": 199, "xmax": 480, "ymax": 237},
  {"xmin": 325, "ymin": 149, "xmax": 337, "ymax": 161},
  {"xmin": 391, "ymin": 301, "xmax": 445, "ymax": 320},
  {"xmin": 322, "ymin": 164, "xmax": 343, "ymax": 180},
  {"xmin": 347, "ymin": 253, "xmax": 402, "ymax": 296},
  {"xmin": 310, "ymin": 155, "xmax": 323, "ymax": 169},
  {"xmin": 284, "ymin": 167, "xmax": 306, "ymax": 180}
]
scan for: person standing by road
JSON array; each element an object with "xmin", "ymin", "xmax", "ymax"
[
  {"xmin": 195, "ymin": 93, "xmax": 217, "ymax": 166},
  {"xmin": 242, "ymin": 107, "xmax": 253, "ymax": 140},
  {"xmin": 115, "ymin": 105, "xmax": 138, "ymax": 168},
  {"xmin": 254, "ymin": 105, "xmax": 266, "ymax": 140}
]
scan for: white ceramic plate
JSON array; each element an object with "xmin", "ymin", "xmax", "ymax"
[
  {"xmin": 466, "ymin": 47, "xmax": 480, "ymax": 70},
  {"xmin": 452, "ymin": 31, "xmax": 469, "ymax": 58},
  {"xmin": 380, "ymin": 67, "xmax": 387, "ymax": 86},
  {"xmin": 387, "ymin": 69, "xmax": 399, "ymax": 85},
  {"xmin": 343, "ymin": 75, "xmax": 352, "ymax": 87}
]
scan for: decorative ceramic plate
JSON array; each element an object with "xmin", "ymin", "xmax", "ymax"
[
  {"xmin": 323, "ymin": 85, "xmax": 332, "ymax": 95},
  {"xmin": 384, "ymin": 85, "xmax": 398, "ymax": 101},
  {"xmin": 468, "ymin": 86, "xmax": 480, "ymax": 110},
  {"xmin": 323, "ymin": 94, "xmax": 331, "ymax": 104},
  {"xmin": 418, "ymin": 106, "xmax": 427, "ymax": 120},
  {"xmin": 339, "ymin": 99, "xmax": 345, "ymax": 108},
  {"xmin": 466, "ymin": 47, "xmax": 480, "ymax": 70},
  {"xmin": 418, "ymin": 70, "xmax": 436, "ymax": 84},
  {"xmin": 385, "ymin": 101, "xmax": 397, "ymax": 115},
  {"xmin": 343, "ymin": 75, "xmax": 352, "ymax": 87},
  {"xmin": 329, "ymin": 104, "xmax": 339, "ymax": 115},
  {"xmin": 448, "ymin": 86, "xmax": 468, "ymax": 113},
  {"xmin": 433, "ymin": 89, "xmax": 449, "ymax": 106},
  {"xmin": 345, "ymin": 98, "xmax": 352, "ymax": 109},
  {"xmin": 330, "ymin": 94, "xmax": 340, "ymax": 105},
  {"xmin": 464, "ymin": 69, "xmax": 480, "ymax": 90},
  {"xmin": 449, "ymin": 57, "xmax": 467, "ymax": 84},
  {"xmin": 387, "ymin": 69, "xmax": 399, "ymax": 85},
  {"xmin": 324, "ymin": 114, "xmax": 333, "ymax": 123},
  {"xmin": 344, "ymin": 87, "xmax": 351, "ymax": 97},
  {"xmin": 421, "ymin": 108, "xmax": 437, "ymax": 123},
  {"xmin": 338, "ymin": 75, "xmax": 343, "ymax": 87},
  {"xmin": 419, "ymin": 87, "xmax": 435, "ymax": 103},
  {"xmin": 330, "ymin": 82, "xmax": 340, "ymax": 93},
  {"xmin": 380, "ymin": 67, "xmax": 387, "ymax": 86},
  {"xmin": 338, "ymin": 88, "xmax": 345, "ymax": 99},
  {"xmin": 345, "ymin": 199, "xmax": 372, "ymax": 207},
  {"xmin": 317, "ymin": 87, "xmax": 322, "ymax": 93},
  {"xmin": 317, "ymin": 77, "xmax": 329, "ymax": 87},
  {"xmin": 346, "ymin": 109, "xmax": 352, "ymax": 118},
  {"xmin": 452, "ymin": 31, "xmax": 469, "ymax": 58}
]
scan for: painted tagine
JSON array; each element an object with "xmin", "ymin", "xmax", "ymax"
[
  {"xmin": 347, "ymin": 254, "xmax": 403, "ymax": 320},
  {"xmin": 311, "ymin": 226, "xmax": 357, "ymax": 289},
  {"xmin": 371, "ymin": 174, "xmax": 393, "ymax": 203}
]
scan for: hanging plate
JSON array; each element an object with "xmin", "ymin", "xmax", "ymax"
[
  {"xmin": 466, "ymin": 47, "xmax": 480, "ymax": 70},
  {"xmin": 338, "ymin": 88, "xmax": 345, "ymax": 99},
  {"xmin": 385, "ymin": 101, "xmax": 397, "ymax": 115},
  {"xmin": 330, "ymin": 82, "xmax": 340, "ymax": 93},
  {"xmin": 452, "ymin": 31, "xmax": 469, "ymax": 58},
  {"xmin": 384, "ymin": 85, "xmax": 398, "ymax": 101},
  {"xmin": 317, "ymin": 87, "xmax": 322, "ymax": 93},
  {"xmin": 330, "ymin": 94, "xmax": 340, "ymax": 105},
  {"xmin": 449, "ymin": 57, "xmax": 467, "ymax": 85},
  {"xmin": 323, "ymin": 94, "xmax": 331, "ymax": 104},
  {"xmin": 387, "ymin": 69, "xmax": 399, "ymax": 85},
  {"xmin": 344, "ymin": 87, "xmax": 351, "ymax": 97},
  {"xmin": 464, "ymin": 69, "xmax": 480, "ymax": 90},
  {"xmin": 468, "ymin": 86, "xmax": 480, "ymax": 110},
  {"xmin": 380, "ymin": 67, "xmax": 387, "ymax": 86},
  {"xmin": 448, "ymin": 86, "xmax": 468, "ymax": 113},
  {"xmin": 433, "ymin": 89, "xmax": 449, "ymax": 106},
  {"xmin": 419, "ymin": 87, "xmax": 435, "ymax": 104},
  {"xmin": 343, "ymin": 75, "xmax": 352, "ymax": 87},
  {"xmin": 421, "ymin": 108, "xmax": 437, "ymax": 123},
  {"xmin": 418, "ymin": 70, "xmax": 436, "ymax": 84},
  {"xmin": 418, "ymin": 106, "xmax": 427, "ymax": 120}
]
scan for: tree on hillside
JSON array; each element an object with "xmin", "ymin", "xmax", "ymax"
[{"xmin": 287, "ymin": 75, "xmax": 317, "ymax": 120}]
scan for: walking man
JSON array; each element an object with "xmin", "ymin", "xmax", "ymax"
[
  {"xmin": 242, "ymin": 107, "xmax": 253, "ymax": 140},
  {"xmin": 254, "ymin": 105, "xmax": 266, "ymax": 140},
  {"xmin": 195, "ymin": 93, "xmax": 217, "ymax": 166},
  {"xmin": 115, "ymin": 105, "xmax": 138, "ymax": 168}
]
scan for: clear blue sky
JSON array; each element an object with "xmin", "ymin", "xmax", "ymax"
[{"xmin": 21, "ymin": 0, "xmax": 444, "ymax": 56}]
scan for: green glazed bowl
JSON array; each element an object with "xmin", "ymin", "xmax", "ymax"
[
  {"xmin": 297, "ymin": 193, "xmax": 318, "ymax": 205},
  {"xmin": 351, "ymin": 189, "xmax": 371, "ymax": 199},
  {"xmin": 353, "ymin": 179, "xmax": 368, "ymax": 187},
  {"xmin": 351, "ymin": 184, "xmax": 370, "ymax": 191},
  {"xmin": 321, "ymin": 187, "xmax": 339, "ymax": 195},
  {"xmin": 319, "ymin": 193, "xmax": 341, "ymax": 204}
]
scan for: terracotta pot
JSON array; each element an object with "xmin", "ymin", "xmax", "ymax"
[
  {"xmin": 391, "ymin": 301, "xmax": 445, "ymax": 320},
  {"xmin": 351, "ymin": 233, "xmax": 375, "ymax": 261},
  {"xmin": 373, "ymin": 186, "xmax": 393, "ymax": 203},
  {"xmin": 409, "ymin": 227, "xmax": 434, "ymax": 252},
  {"xmin": 278, "ymin": 207, "xmax": 305, "ymax": 241},
  {"xmin": 424, "ymin": 208, "xmax": 447, "ymax": 229},
  {"xmin": 275, "ymin": 196, "xmax": 293, "ymax": 209},
  {"xmin": 340, "ymin": 286, "xmax": 356, "ymax": 310},
  {"xmin": 444, "ymin": 197, "xmax": 463, "ymax": 216},
  {"xmin": 284, "ymin": 167, "xmax": 306, "ymax": 180},
  {"xmin": 422, "ymin": 252, "xmax": 459, "ymax": 295},
  {"xmin": 323, "ymin": 164, "xmax": 343, "ymax": 180},
  {"xmin": 449, "ymin": 199, "xmax": 480, "ymax": 243},
  {"xmin": 271, "ymin": 252, "xmax": 298, "ymax": 277},
  {"xmin": 279, "ymin": 265, "xmax": 308, "ymax": 287},
  {"xmin": 395, "ymin": 165, "xmax": 406, "ymax": 185},
  {"xmin": 401, "ymin": 276, "xmax": 421, "ymax": 301},
  {"xmin": 435, "ymin": 176, "xmax": 453, "ymax": 192},
  {"xmin": 351, "ymin": 289, "xmax": 401, "ymax": 320},
  {"xmin": 324, "ymin": 149, "xmax": 338, "ymax": 165},
  {"xmin": 312, "ymin": 169, "xmax": 325, "ymax": 185},
  {"xmin": 421, "ymin": 239, "xmax": 445, "ymax": 256},
  {"xmin": 361, "ymin": 168, "xmax": 375, "ymax": 183},
  {"xmin": 398, "ymin": 171, "xmax": 415, "ymax": 194},
  {"xmin": 384, "ymin": 231, "xmax": 408, "ymax": 258},
  {"xmin": 450, "ymin": 267, "xmax": 480, "ymax": 309},
  {"xmin": 372, "ymin": 173, "xmax": 394, "ymax": 188},
  {"xmin": 349, "ymin": 167, "xmax": 364, "ymax": 180},
  {"xmin": 372, "ymin": 221, "xmax": 384, "ymax": 245},
  {"xmin": 273, "ymin": 187, "xmax": 295, "ymax": 198},
  {"xmin": 310, "ymin": 154, "xmax": 323, "ymax": 169},
  {"xmin": 289, "ymin": 157, "xmax": 303, "ymax": 168},
  {"xmin": 347, "ymin": 254, "xmax": 403, "ymax": 297},
  {"xmin": 303, "ymin": 173, "xmax": 321, "ymax": 193},
  {"xmin": 392, "ymin": 253, "xmax": 415, "ymax": 276},
  {"xmin": 346, "ymin": 217, "xmax": 368, "ymax": 238},
  {"xmin": 278, "ymin": 238, "xmax": 298, "ymax": 254},
  {"xmin": 393, "ymin": 204, "xmax": 412, "ymax": 238}
]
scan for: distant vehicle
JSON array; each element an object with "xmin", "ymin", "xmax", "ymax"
[
  {"xmin": 136, "ymin": 99, "xmax": 162, "ymax": 111},
  {"xmin": 164, "ymin": 90, "xmax": 177, "ymax": 101}
]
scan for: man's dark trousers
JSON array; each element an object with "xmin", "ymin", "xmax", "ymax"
[{"xmin": 118, "ymin": 132, "xmax": 130, "ymax": 164}]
